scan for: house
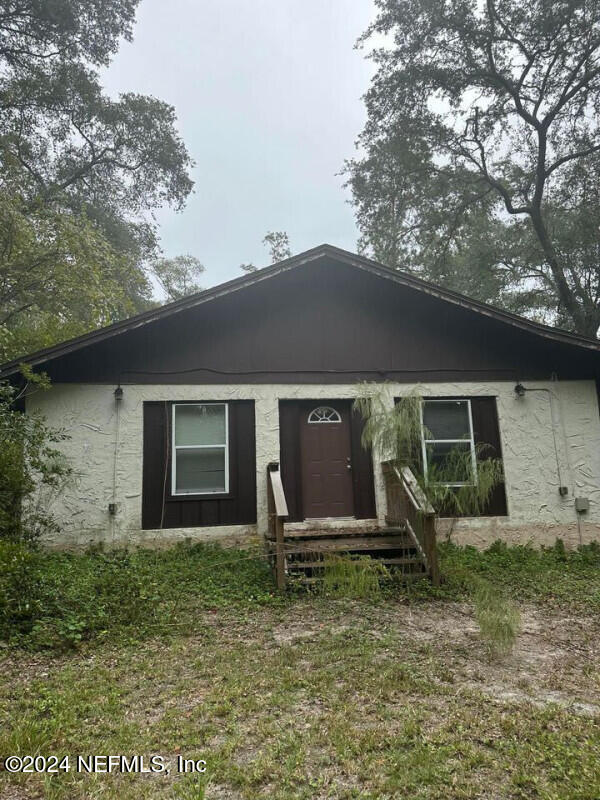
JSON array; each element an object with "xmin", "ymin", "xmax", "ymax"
[{"xmin": 2, "ymin": 244, "xmax": 600, "ymax": 556}]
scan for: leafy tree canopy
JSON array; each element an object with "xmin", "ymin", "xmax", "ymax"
[
  {"xmin": 0, "ymin": 0, "xmax": 194, "ymax": 359},
  {"xmin": 152, "ymin": 254, "xmax": 204, "ymax": 302},
  {"xmin": 347, "ymin": 0, "xmax": 600, "ymax": 337}
]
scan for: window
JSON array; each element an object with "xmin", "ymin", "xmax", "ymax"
[
  {"xmin": 308, "ymin": 406, "xmax": 341, "ymax": 423},
  {"xmin": 421, "ymin": 399, "xmax": 476, "ymax": 486},
  {"xmin": 172, "ymin": 403, "xmax": 228, "ymax": 495}
]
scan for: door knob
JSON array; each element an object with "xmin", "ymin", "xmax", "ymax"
[{"xmin": 346, "ymin": 457, "xmax": 352, "ymax": 471}]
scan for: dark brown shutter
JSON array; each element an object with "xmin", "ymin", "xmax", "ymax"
[
  {"xmin": 470, "ymin": 396, "xmax": 508, "ymax": 516},
  {"xmin": 142, "ymin": 400, "xmax": 256, "ymax": 530},
  {"xmin": 350, "ymin": 407, "xmax": 377, "ymax": 519},
  {"xmin": 279, "ymin": 401, "xmax": 303, "ymax": 522},
  {"xmin": 142, "ymin": 401, "xmax": 168, "ymax": 530}
]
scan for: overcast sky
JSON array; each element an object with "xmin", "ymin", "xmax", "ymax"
[{"xmin": 102, "ymin": 0, "xmax": 377, "ymax": 288}]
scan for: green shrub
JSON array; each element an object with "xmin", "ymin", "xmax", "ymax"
[
  {"xmin": 0, "ymin": 542, "xmax": 279, "ymax": 650},
  {"xmin": 0, "ymin": 540, "xmax": 45, "ymax": 637},
  {"xmin": 353, "ymin": 386, "xmax": 504, "ymax": 516},
  {"xmin": 0, "ymin": 376, "xmax": 70, "ymax": 543}
]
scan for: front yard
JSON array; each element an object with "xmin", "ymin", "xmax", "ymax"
[{"xmin": 1, "ymin": 543, "xmax": 600, "ymax": 799}]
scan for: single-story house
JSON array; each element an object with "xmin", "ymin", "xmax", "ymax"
[{"xmin": 2, "ymin": 244, "xmax": 600, "ymax": 552}]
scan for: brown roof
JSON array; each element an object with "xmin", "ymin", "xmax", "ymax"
[{"xmin": 1, "ymin": 243, "xmax": 599, "ymax": 378}]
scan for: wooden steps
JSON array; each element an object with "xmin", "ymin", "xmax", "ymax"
[
  {"xmin": 280, "ymin": 525, "xmax": 429, "ymax": 584},
  {"xmin": 284, "ymin": 556, "xmax": 421, "ymax": 569},
  {"xmin": 297, "ymin": 570, "xmax": 427, "ymax": 585},
  {"xmin": 287, "ymin": 535, "xmax": 415, "ymax": 552},
  {"xmin": 267, "ymin": 462, "xmax": 440, "ymax": 591},
  {"xmin": 283, "ymin": 526, "xmax": 388, "ymax": 539}
]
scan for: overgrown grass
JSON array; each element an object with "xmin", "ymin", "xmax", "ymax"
[
  {"xmin": 2, "ymin": 537, "xmax": 600, "ymax": 652},
  {"xmin": 438, "ymin": 539, "xmax": 600, "ymax": 612},
  {"xmin": 2, "ymin": 538, "xmax": 600, "ymax": 797},
  {"xmin": 1, "ymin": 598, "xmax": 599, "ymax": 799},
  {"xmin": 471, "ymin": 576, "xmax": 521, "ymax": 657},
  {"xmin": 0, "ymin": 541, "xmax": 280, "ymax": 650},
  {"xmin": 321, "ymin": 553, "xmax": 389, "ymax": 599}
]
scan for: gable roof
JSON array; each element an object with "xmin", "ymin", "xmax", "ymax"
[{"xmin": 1, "ymin": 243, "xmax": 599, "ymax": 379}]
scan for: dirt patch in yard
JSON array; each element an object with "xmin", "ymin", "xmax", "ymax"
[
  {"xmin": 2, "ymin": 598, "xmax": 600, "ymax": 799},
  {"xmin": 406, "ymin": 602, "xmax": 600, "ymax": 714},
  {"xmin": 269, "ymin": 600, "xmax": 600, "ymax": 714}
]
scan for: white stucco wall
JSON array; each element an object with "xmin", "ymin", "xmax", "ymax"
[{"xmin": 27, "ymin": 380, "xmax": 600, "ymax": 549}]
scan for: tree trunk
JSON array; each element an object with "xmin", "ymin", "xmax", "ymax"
[
  {"xmin": 578, "ymin": 307, "xmax": 600, "ymax": 339},
  {"xmin": 528, "ymin": 209, "xmax": 589, "ymax": 334}
]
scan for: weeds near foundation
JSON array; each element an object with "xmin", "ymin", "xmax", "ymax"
[
  {"xmin": 4, "ymin": 539, "xmax": 600, "ymax": 653},
  {"xmin": 439, "ymin": 539, "xmax": 600, "ymax": 612}
]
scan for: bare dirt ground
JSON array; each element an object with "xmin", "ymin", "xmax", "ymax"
[
  {"xmin": 270, "ymin": 600, "xmax": 600, "ymax": 715},
  {"xmin": 2, "ymin": 599, "xmax": 600, "ymax": 799}
]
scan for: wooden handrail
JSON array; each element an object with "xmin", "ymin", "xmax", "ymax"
[
  {"xmin": 399, "ymin": 465, "xmax": 435, "ymax": 515},
  {"xmin": 381, "ymin": 460, "xmax": 440, "ymax": 586},
  {"xmin": 267, "ymin": 462, "xmax": 288, "ymax": 591},
  {"xmin": 269, "ymin": 466, "xmax": 289, "ymax": 519}
]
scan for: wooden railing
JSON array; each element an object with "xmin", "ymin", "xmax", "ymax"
[
  {"xmin": 267, "ymin": 462, "xmax": 289, "ymax": 591},
  {"xmin": 381, "ymin": 461, "xmax": 440, "ymax": 586}
]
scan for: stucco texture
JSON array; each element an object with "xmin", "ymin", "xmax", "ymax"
[{"xmin": 27, "ymin": 380, "xmax": 600, "ymax": 550}]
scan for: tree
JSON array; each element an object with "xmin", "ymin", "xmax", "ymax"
[
  {"xmin": 347, "ymin": 0, "xmax": 600, "ymax": 337},
  {"xmin": 239, "ymin": 231, "xmax": 292, "ymax": 273},
  {"xmin": 0, "ymin": 191, "xmax": 152, "ymax": 360},
  {"xmin": 0, "ymin": 374, "xmax": 70, "ymax": 543},
  {"xmin": 0, "ymin": 0, "xmax": 194, "ymax": 357},
  {"xmin": 152, "ymin": 255, "xmax": 205, "ymax": 301},
  {"xmin": 0, "ymin": 1, "xmax": 138, "ymax": 70},
  {"xmin": 263, "ymin": 231, "xmax": 292, "ymax": 263}
]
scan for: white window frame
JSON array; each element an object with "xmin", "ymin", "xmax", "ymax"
[
  {"xmin": 171, "ymin": 402, "xmax": 229, "ymax": 496},
  {"xmin": 307, "ymin": 406, "xmax": 342, "ymax": 424},
  {"xmin": 420, "ymin": 399, "xmax": 477, "ymax": 487}
]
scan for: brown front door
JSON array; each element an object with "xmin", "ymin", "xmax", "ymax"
[{"xmin": 300, "ymin": 403, "xmax": 354, "ymax": 519}]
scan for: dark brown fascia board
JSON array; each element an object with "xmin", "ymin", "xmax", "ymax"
[{"xmin": 1, "ymin": 243, "xmax": 599, "ymax": 378}]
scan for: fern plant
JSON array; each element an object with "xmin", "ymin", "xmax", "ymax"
[{"xmin": 354, "ymin": 384, "xmax": 504, "ymax": 518}]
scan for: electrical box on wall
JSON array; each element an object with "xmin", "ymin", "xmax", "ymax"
[{"xmin": 575, "ymin": 497, "xmax": 589, "ymax": 514}]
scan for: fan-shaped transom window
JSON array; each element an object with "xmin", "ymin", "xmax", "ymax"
[{"xmin": 308, "ymin": 406, "xmax": 342, "ymax": 424}]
